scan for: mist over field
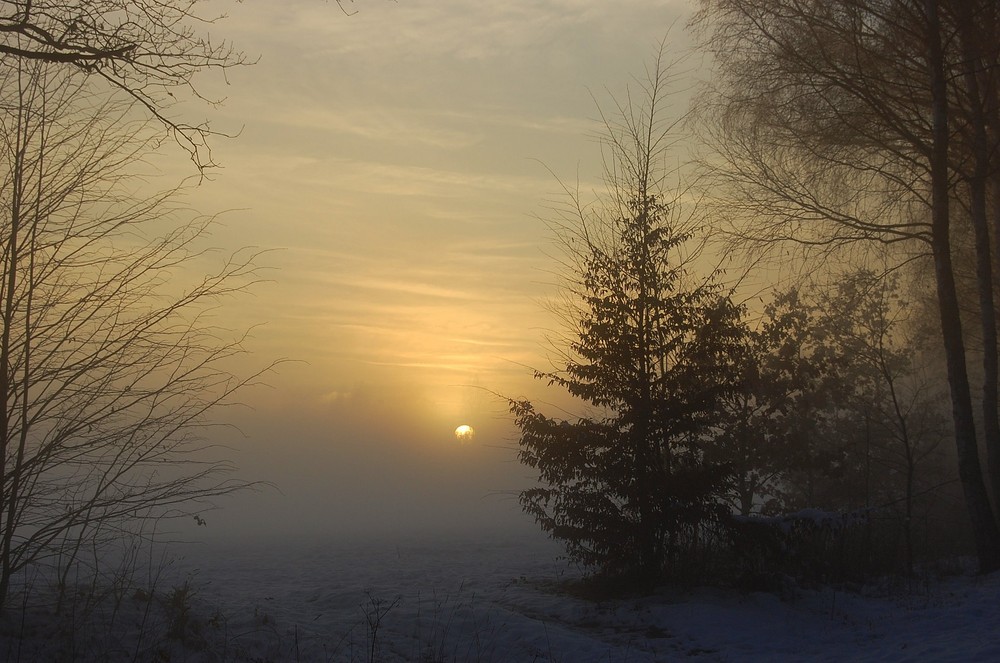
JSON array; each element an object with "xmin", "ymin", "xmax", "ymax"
[{"xmin": 3, "ymin": 0, "xmax": 1000, "ymax": 661}]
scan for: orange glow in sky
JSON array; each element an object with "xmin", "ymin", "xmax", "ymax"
[{"xmin": 164, "ymin": 0, "xmax": 695, "ymax": 540}]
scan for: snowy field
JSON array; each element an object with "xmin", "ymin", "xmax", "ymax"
[{"xmin": 3, "ymin": 529, "xmax": 1000, "ymax": 662}]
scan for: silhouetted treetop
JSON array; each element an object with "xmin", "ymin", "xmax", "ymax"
[{"xmin": 0, "ymin": 0, "xmax": 248, "ymax": 166}]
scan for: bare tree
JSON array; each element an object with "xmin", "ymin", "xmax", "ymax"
[
  {"xmin": 694, "ymin": 0, "xmax": 1000, "ymax": 572},
  {"xmin": 817, "ymin": 270, "xmax": 949, "ymax": 573},
  {"xmin": 0, "ymin": 57, "xmax": 264, "ymax": 612},
  {"xmin": 0, "ymin": 0, "xmax": 256, "ymax": 167}
]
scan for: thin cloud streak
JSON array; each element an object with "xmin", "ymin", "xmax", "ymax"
[
  {"xmin": 269, "ymin": 106, "xmax": 483, "ymax": 149},
  {"xmin": 165, "ymin": 0, "xmax": 697, "ymax": 539}
]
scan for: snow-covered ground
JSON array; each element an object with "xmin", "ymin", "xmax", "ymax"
[{"xmin": 3, "ymin": 529, "xmax": 999, "ymax": 662}]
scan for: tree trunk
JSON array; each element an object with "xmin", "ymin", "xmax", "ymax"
[
  {"xmin": 956, "ymin": 0, "xmax": 1000, "ymax": 514},
  {"xmin": 926, "ymin": 0, "xmax": 1000, "ymax": 572}
]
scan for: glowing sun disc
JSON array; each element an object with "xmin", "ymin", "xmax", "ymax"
[{"xmin": 454, "ymin": 425, "xmax": 475, "ymax": 443}]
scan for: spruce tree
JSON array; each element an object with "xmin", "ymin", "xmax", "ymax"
[{"xmin": 512, "ymin": 48, "xmax": 747, "ymax": 582}]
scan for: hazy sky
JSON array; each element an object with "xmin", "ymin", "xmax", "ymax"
[{"xmin": 170, "ymin": 0, "xmax": 697, "ymax": 541}]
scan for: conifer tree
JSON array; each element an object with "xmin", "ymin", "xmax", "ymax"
[{"xmin": 512, "ymin": 47, "xmax": 747, "ymax": 583}]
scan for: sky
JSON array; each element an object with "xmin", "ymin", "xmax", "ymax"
[{"xmin": 165, "ymin": 0, "xmax": 699, "ymax": 542}]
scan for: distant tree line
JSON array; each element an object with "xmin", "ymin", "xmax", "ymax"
[{"xmin": 514, "ymin": 0, "xmax": 1000, "ymax": 588}]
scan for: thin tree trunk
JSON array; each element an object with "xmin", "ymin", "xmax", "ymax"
[
  {"xmin": 0, "ymin": 75, "xmax": 30, "ymax": 609},
  {"xmin": 956, "ymin": 0, "xmax": 1000, "ymax": 513},
  {"xmin": 926, "ymin": 0, "xmax": 1000, "ymax": 572}
]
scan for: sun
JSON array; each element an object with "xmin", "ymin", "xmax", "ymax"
[{"xmin": 454, "ymin": 424, "xmax": 475, "ymax": 444}]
